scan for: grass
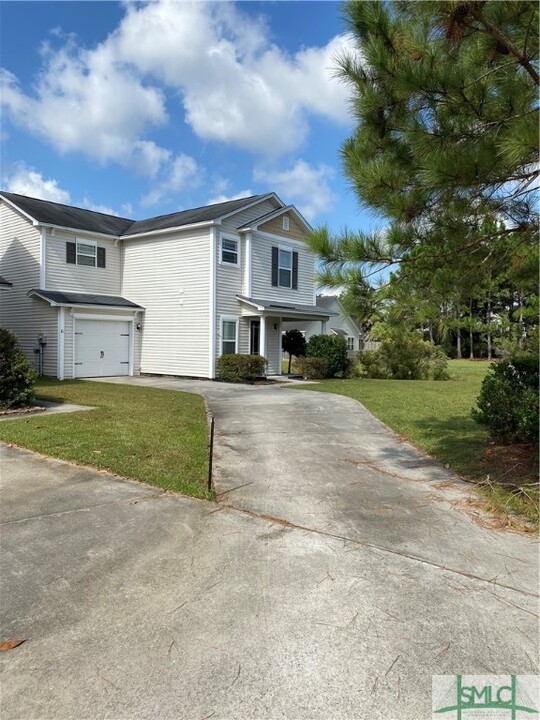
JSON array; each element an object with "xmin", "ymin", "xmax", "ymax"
[
  {"xmin": 0, "ymin": 379, "xmax": 211, "ymax": 499},
  {"xmin": 295, "ymin": 360, "xmax": 538, "ymax": 528}
]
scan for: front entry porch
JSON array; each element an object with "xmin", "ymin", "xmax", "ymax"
[{"xmin": 236, "ymin": 295, "xmax": 336, "ymax": 376}]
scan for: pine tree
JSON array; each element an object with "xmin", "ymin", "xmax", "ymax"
[{"xmin": 310, "ymin": 0, "xmax": 539, "ymax": 283}]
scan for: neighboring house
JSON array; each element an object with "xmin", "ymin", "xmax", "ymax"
[
  {"xmin": 283, "ymin": 295, "xmax": 363, "ymax": 355},
  {"xmin": 0, "ymin": 191, "xmax": 333, "ymax": 379}
]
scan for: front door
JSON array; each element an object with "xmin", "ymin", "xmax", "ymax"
[{"xmin": 250, "ymin": 320, "xmax": 260, "ymax": 355}]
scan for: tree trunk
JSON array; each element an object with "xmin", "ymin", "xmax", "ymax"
[
  {"xmin": 469, "ymin": 299, "xmax": 474, "ymax": 360},
  {"xmin": 457, "ymin": 327, "xmax": 462, "ymax": 359},
  {"xmin": 287, "ymin": 353, "xmax": 292, "ymax": 374},
  {"xmin": 429, "ymin": 321, "xmax": 434, "ymax": 343},
  {"xmin": 486, "ymin": 292, "xmax": 492, "ymax": 360}
]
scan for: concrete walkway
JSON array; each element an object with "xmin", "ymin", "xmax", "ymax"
[{"xmin": 1, "ymin": 377, "xmax": 538, "ymax": 720}]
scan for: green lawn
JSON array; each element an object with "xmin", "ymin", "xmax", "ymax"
[
  {"xmin": 295, "ymin": 360, "xmax": 538, "ymax": 525},
  {"xmin": 0, "ymin": 379, "xmax": 211, "ymax": 498}
]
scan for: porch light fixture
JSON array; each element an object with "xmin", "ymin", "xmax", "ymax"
[{"xmin": 273, "ymin": 323, "xmax": 278, "ymax": 331}]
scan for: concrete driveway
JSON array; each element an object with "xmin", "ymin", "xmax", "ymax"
[{"xmin": 0, "ymin": 378, "xmax": 538, "ymax": 720}]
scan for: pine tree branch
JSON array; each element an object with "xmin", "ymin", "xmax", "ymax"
[{"xmin": 470, "ymin": 5, "xmax": 539, "ymax": 86}]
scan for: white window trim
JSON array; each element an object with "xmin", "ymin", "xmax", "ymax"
[
  {"xmin": 76, "ymin": 238, "xmax": 97, "ymax": 267},
  {"xmin": 219, "ymin": 235, "xmax": 240, "ymax": 267},
  {"xmin": 219, "ymin": 314, "xmax": 239, "ymax": 356},
  {"xmin": 277, "ymin": 245, "xmax": 293, "ymax": 289}
]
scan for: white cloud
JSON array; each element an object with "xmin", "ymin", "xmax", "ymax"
[
  {"xmin": 254, "ymin": 160, "xmax": 335, "ymax": 220},
  {"xmin": 1, "ymin": 1, "xmax": 354, "ymax": 165},
  {"xmin": 141, "ymin": 153, "xmax": 200, "ymax": 206},
  {"xmin": 4, "ymin": 164, "xmax": 71, "ymax": 203},
  {"xmin": 207, "ymin": 189, "xmax": 252, "ymax": 205},
  {"xmin": 80, "ymin": 197, "xmax": 119, "ymax": 216}
]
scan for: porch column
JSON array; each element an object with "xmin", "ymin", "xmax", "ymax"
[
  {"xmin": 321, "ymin": 319, "xmax": 327, "ymax": 334},
  {"xmin": 260, "ymin": 316, "xmax": 267, "ymax": 363}
]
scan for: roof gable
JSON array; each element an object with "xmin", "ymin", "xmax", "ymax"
[{"xmin": 237, "ymin": 205, "xmax": 312, "ymax": 234}]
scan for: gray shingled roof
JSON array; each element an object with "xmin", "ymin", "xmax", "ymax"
[
  {"xmin": 29, "ymin": 289, "xmax": 144, "ymax": 309},
  {"xmin": 1, "ymin": 191, "xmax": 270, "ymax": 238}
]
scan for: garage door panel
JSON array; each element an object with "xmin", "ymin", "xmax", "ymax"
[{"xmin": 74, "ymin": 320, "xmax": 131, "ymax": 378}]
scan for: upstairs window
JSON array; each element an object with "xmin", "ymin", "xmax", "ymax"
[
  {"xmin": 271, "ymin": 246, "xmax": 298, "ymax": 289},
  {"xmin": 77, "ymin": 241, "xmax": 96, "ymax": 267},
  {"xmin": 221, "ymin": 237, "xmax": 239, "ymax": 266},
  {"xmin": 278, "ymin": 248, "xmax": 292, "ymax": 288},
  {"xmin": 66, "ymin": 241, "xmax": 106, "ymax": 268}
]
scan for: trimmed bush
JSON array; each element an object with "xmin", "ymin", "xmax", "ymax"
[
  {"xmin": 473, "ymin": 351, "xmax": 539, "ymax": 444},
  {"xmin": 216, "ymin": 354, "xmax": 267, "ymax": 383},
  {"xmin": 0, "ymin": 327, "xmax": 36, "ymax": 408},
  {"xmin": 355, "ymin": 331, "xmax": 449, "ymax": 380},
  {"xmin": 306, "ymin": 335, "xmax": 348, "ymax": 378},
  {"xmin": 296, "ymin": 357, "xmax": 328, "ymax": 380}
]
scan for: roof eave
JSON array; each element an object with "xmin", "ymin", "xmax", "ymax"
[{"xmin": 27, "ymin": 289, "xmax": 144, "ymax": 311}]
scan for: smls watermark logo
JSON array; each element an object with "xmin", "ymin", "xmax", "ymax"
[{"xmin": 432, "ymin": 675, "xmax": 539, "ymax": 720}]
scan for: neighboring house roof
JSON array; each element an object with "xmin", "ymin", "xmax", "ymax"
[
  {"xmin": 28, "ymin": 289, "xmax": 144, "ymax": 309},
  {"xmin": 0, "ymin": 191, "xmax": 274, "ymax": 238},
  {"xmin": 0, "ymin": 275, "xmax": 13, "ymax": 288},
  {"xmin": 237, "ymin": 295, "xmax": 337, "ymax": 319},
  {"xmin": 330, "ymin": 328, "xmax": 348, "ymax": 338}
]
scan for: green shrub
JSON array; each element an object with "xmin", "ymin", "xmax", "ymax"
[
  {"xmin": 216, "ymin": 354, "xmax": 266, "ymax": 383},
  {"xmin": 306, "ymin": 335, "xmax": 348, "ymax": 378},
  {"xmin": 0, "ymin": 327, "xmax": 36, "ymax": 408},
  {"xmin": 353, "ymin": 351, "xmax": 389, "ymax": 379},
  {"xmin": 473, "ymin": 351, "xmax": 539, "ymax": 444},
  {"xmin": 354, "ymin": 331, "xmax": 449, "ymax": 380},
  {"xmin": 296, "ymin": 357, "xmax": 329, "ymax": 380}
]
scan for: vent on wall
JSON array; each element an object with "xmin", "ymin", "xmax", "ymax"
[{"xmin": 282, "ymin": 216, "xmax": 290, "ymax": 231}]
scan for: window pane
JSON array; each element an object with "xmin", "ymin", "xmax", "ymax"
[
  {"xmin": 222, "ymin": 321, "xmax": 236, "ymax": 341},
  {"xmin": 77, "ymin": 243, "xmax": 96, "ymax": 256},
  {"xmin": 279, "ymin": 268, "xmax": 291, "ymax": 287},
  {"xmin": 279, "ymin": 249, "xmax": 291, "ymax": 269},
  {"xmin": 77, "ymin": 254, "xmax": 96, "ymax": 267},
  {"xmin": 222, "ymin": 239, "xmax": 238, "ymax": 264},
  {"xmin": 222, "ymin": 341, "xmax": 236, "ymax": 355}
]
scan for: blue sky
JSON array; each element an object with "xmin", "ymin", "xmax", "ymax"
[{"xmin": 0, "ymin": 1, "xmax": 382, "ymax": 236}]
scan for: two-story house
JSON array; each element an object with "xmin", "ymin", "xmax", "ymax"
[{"xmin": 0, "ymin": 191, "xmax": 333, "ymax": 380}]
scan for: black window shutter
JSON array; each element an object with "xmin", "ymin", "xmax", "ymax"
[
  {"xmin": 66, "ymin": 242, "xmax": 76, "ymax": 264},
  {"xmin": 292, "ymin": 251, "xmax": 298, "ymax": 290},
  {"xmin": 271, "ymin": 246, "xmax": 278, "ymax": 287},
  {"xmin": 97, "ymin": 247, "xmax": 106, "ymax": 268}
]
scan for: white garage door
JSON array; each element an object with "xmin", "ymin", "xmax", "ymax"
[{"xmin": 74, "ymin": 319, "xmax": 131, "ymax": 378}]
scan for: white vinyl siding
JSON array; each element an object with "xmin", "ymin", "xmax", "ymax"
[
  {"xmin": 122, "ymin": 228, "xmax": 211, "ymax": 378},
  {"xmin": 0, "ymin": 202, "xmax": 58, "ymax": 376},
  {"xmin": 251, "ymin": 231, "xmax": 315, "ymax": 305},
  {"xmin": 46, "ymin": 229, "xmax": 121, "ymax": 294},
  {"xmin": 215, "ymin": 231, "xmax": 249, "ymax": 365}
]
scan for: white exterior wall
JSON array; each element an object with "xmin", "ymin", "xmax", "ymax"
[
  {"xmin": 45, "ymin": 228, "xmax": 122, "ymax": 295},
  {"xmin": 251, "ymin": 231, "xmax": 316, "ymax": 305},
  {"xmin": 122, "ymin": 227, "xmax": 211, "ymax": 377},
  {"xmin": 0, "ymin": 202, "xmax": 58, "ymax": 375}
]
